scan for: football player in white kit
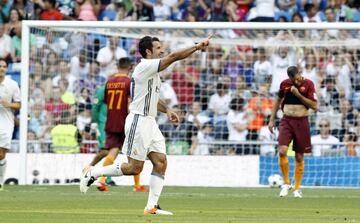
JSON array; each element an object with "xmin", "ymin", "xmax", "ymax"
[
  {"xmin": 81, "ymin": 35, "xmax": 212, "ymax": 215},
  {"xmin": 0, "ymin": 59, "xmax": 21, "ymax": 191}
]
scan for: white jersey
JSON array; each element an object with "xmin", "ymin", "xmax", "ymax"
[
  {"xmin": 129, "ymin": 58, "xmax": 161, "ymax": 118},
  {"xmin": 0, "ymin": 76, "xmax": 21, "ymax": 132}
]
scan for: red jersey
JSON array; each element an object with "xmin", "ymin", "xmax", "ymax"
[
  {"xmin": 104, "ymin": 74, "xmax": 131, "ymax": 133},
  {"xmin": 40, "ymin": 9, "xmax": 64, "ymax": 20},
  {"xmin": 278, "ymin": 78, "xmax": 317, "ymax": 110}
]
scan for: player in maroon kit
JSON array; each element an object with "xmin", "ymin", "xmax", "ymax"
[{"xmin": 268, "ymin": 66, "xmax": 317, "ymax": 198}]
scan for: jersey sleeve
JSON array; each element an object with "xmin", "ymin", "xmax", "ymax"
[
  {"xmin": 278, "ymin": 81, "xmax": 286, "ymax": 99},
  {"xmin": 306, "ymin": 80, "xmax": 317, "ymax": 101}
]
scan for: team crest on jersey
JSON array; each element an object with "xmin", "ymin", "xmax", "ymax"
[
  {"xmin": 300, "ymin": 86, "xmax": 305, "ymax": 92},
  {"xmin": 94, "ymin": 98, "xmax": 99, "ymax": 104}
]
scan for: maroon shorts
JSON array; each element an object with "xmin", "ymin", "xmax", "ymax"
[
  {"xmin": 278, "ymin": 115, "xmax": 312, "ymax": 153},
  {"xmin": 105, "ymin": 132, "xmax": 125, "ymax": 149}
]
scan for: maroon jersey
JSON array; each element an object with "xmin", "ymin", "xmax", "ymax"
[
  {"xmin": 278, "ymin": 78, "xmax": 317, "ymax": 110},
  {"xmin": 104, "ymin": 74, "xmax": 131, "ymax": 133}
]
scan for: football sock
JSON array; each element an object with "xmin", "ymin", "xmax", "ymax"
[
  {"xmin": 0, "ymin": 159, "xmax": 6, "ymax": 185},
  {"xmin": 92, "ymin": 163, "xmax": 123, "ymax": 178},
  {"xmin": 294, "ymin": 160, "xmax": 304, "ymax": 190},
  {"xmin": 134, "ymin": 174, "xmax": 140, "ymax": 187},
  {"xmin": 99, "ymin": 155, "xmax": 115, "ymax": 184},
  {"xmin": 146, "ymin": 171, "xmax": 164, "ymax": 209},
  {"xmin": 279, "ymin": 156, "xmax": 290, "ymax": 185}
]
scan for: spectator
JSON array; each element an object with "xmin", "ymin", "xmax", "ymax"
[
  {"xmin": 4, "ymin": 8, "xmax": 22, "ymax": 37},
  {"xmin": 258, "ymin": 120, "xmax": 279, "ymax": 156},
  {"xmin": 0, "ymin": 0, "xmax": 11, "ymax": 23},
  {"xmin": 56, "ymin": 0, "xmax": 76, "ymax": 19},
  {"xmin": 208, "ymin": 82, "xmax": 231, "ymax": 118},
  {"xmin": 331, "ymin": 0, "xmax": 353, "ymax": 22},
  {"xmin": 75, "ymin": 0, "xmax": 100, "ymax": 21},
  {"xmin": 302, "ymin": 52, "xmax": 319, "ymax": 87},
  {"xmin": 11, "ymin": 24, "xmax": 37, "ymax": 63},
  {"xmin": 52, "ymin": 61, "xmax": 76, "ymax": 92},
  {"xmin": 40, "ymin": 0, "xmax": 64, "ymax": 20},
  {"xmin": 341, "ymin": 131, "xmax": 357, "ymax": 156},
  {"xmin": 29, "ymin": 103, "xmax": 47, "ymax": 139},
  {"xmin": 291, "ymin": 12, "xmax": 304, "ymax": 22},
  {"xmin": 161, "ymin": 105, "xmax": 198, "ymax": 155},
  {"xmin": 253, "ymin": 47, "xmax": 272, "ymax": 87},
  {"xmin": 44, "ymin": 51, "xmax": 59, "ymax": 79},
  {"xmin": 208, "ymin": 0, "xmax": 228, "ymax": 21},
  {"xmin": 311, "ymin": 118, "xmax": 341, "ymax": 156},
  {"xmin": 318, "ymin": 77, "xmax": 344, "ymax": 112},
  {"xmin": 27, "ymin": 130, "xmax": 42, "ymax": 153},
  {"xmin": 96, "ymin": 36, "xmax": 127, "ymax": 78},
  {"xmin": 0, "ymin": 23, "xmax": 12, "ymax": 63},
  {"xmin": 187, "ymin": 101, "xmax": 210, "ymax": 129},
  {"xmin": 113, "ymin": 2, "xmax": 127, "ymax": 21},
  {"xmin": 247, "ymin": 85, "xmax": 273, "ymax": 141},
  {"xmin": 73, "ymin": 62, "xmax": 105, "ymax": 97},
  {"xmin": 70, "ymin": 49, "xmax": 90, "ymax": 77},
  {"xmin": 303, "ymin": 3, "xmax": 322, "ymax": 23},
  {"xmin": 233, "ymin": 75, "xmax": 252, "ymax": 102},
  {"xmin": 77, "ymin": 87, "xmax": 91, "ymax": 105},
  {"xmin": 172, "ymin": 58, "xmax": 200, "ymax": 106},
  {"xmin": 45, "ymin": 86, "xmax": 71, "ymax": 119},
  {"xmin": 323, "ymin": 7, "xmax": 339, "ymax": 39},
  {"xmin": 76, "ymin": 103, "xmax": 92, "ymax": 133},
  {"xmin": 325, "ymin": 51, "xmax": 352, "ymax": 99},
  {"xmin": 227, "ymin": 97, "xmax": 249, "ymax": 143},
  {"xmin": 251, "ymin": 0, "xmax": 275, "ymax": 22},
  {"xmin": 240, "ymin": 49, "xmax": 255, "ymax": 86},
  {"xmin": 153, "ymin": 0, "xmax": 171, "ymax": 21},
  {"xmin": 226, "ymin": 0, "xmax": 253, "ymax": 22},
  {"xmin": 127, "ymin": 0, "xmax": 154, "ymax": 21},
  {"xmin": 59, "ymin": 78, "xmax": 76, "ymax": 105},
  {"xmin": 12, "ymin": 0, "xmax": 35, "ymax": 19},
  {"xmin": 192, "ymin": 122, "xmax": 214, "ymax": 155},
  {"xmin": 224, "ymin": 48, "xmax": 243, "ymax": 90},
  {"xmin": 269, "ymin": 46, "xmax": 297, "ymax": 94}
]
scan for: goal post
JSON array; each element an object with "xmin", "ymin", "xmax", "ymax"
[{"xmin": 19, "ymin": 21, "xmax": 360, "ymax": 186}]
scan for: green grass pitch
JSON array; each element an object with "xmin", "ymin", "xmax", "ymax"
[{"xmin": 0, "ymin": 186, "xmax": 359, "ymax": 223}]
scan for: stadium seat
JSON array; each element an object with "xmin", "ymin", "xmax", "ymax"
[
  {"xmin": 99, "ymin": 10, "xmax": 117, "ymax": 21},
  {"xmin": 275, "ymin": 12, "xmax": 292, "ymax": 22},
  {"xmin": 352, "ymin": 12, "xmax": 360, "ymax": 22}
]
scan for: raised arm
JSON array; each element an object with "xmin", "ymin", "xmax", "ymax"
[{"xmin": 159, "ymin": 35, "xmax": 212, "ymax": 71}]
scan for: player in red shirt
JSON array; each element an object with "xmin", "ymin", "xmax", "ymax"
[
  {"xmin": 268, "ymin": 66, "xmax": 317, "ymax": 198},
  {"xmin": 40, "ymin": 0, "xmax": 64, "ymax": 20}
]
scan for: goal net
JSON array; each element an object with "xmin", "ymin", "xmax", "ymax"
[{"xmin": 17, "ymin": 21, "xmax": 360, "ymax": 187}]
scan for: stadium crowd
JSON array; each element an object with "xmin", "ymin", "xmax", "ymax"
[{"xmin": 1, "ymin": 0, "xmax": 360, "ymax": 156}]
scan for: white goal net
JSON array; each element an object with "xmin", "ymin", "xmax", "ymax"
[{"xmin": 16, "ymin": 21, "xmax": 360, "ymax": 187}]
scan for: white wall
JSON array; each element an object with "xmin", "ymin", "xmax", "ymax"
[{"xmin": 5, "ymin": 154, "xmax": 259, "ymax": 187}]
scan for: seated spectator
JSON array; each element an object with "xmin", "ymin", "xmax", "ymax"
[
  {"xmin": 113, "ymin": 2, "xmax": 128, "ymax": 21},
  {"xmin": 4, "ymin": 8, "xmax": 22, "ymax": 37},
  {"xmin": 154, "ymin": 0, "xmax": 171, "ymax": 21},
  {"xmin": 45, "ymin": 87, "xmax": 71, "ymax": 119},
  {"xmin": 52, "ymin": 61, "xmax": 76, "ymax": 92},
  {"xmin": 208, "ymin": 82, "xmax": 231, "ymax": 119},
  {"xmin": 75, "ymin": 0, "xmax": 100, "ymax": 21},
  {"xmin": 187, "ymin": 101, "xmax": 210, "ymax": 129},
  {"xmin": 302, "ymin": 52, "xmax": 320, "ymax": 88},
  {"xmin": 259, "ymin": 120, "xmax": 279, "ymax": 156},
  {"xmin": 192, "ymin": 122, "xmax": 214, "ymax": 155},
  {"xmin": 76, "ymin": 103, "xmax": 92, "ymax": 133},
  {"xmin": 40, "ymin": 0, "xmax": 64, "ymax": 20},
  {"xmin": 247, "ymin": 85, "xmax": 273, "ymax": 141},
  {"xmin": 311, "ymin": 118, "xmax": 341, "ymax": 156},
  {"xmin": 341, "ymin": 131, "xmax": 357, "ymax": 156},
  {"xmin": 12, "ymin": 0, "xmax": 36, "ymax": 19},
  {"xmin": 77, "ymin": 87, "xmax": 92, "ymax": 105},
  {"xmin": 330, "ymin": 0, "xmax": 353, "ymax": 22},
  {"xmin": 27, "ymin": 130, "xmax": 42, "ymax": 153},
  {"xmin": 73, "ymin": 62, "xmax": 105, "ymax": 97},
  {"xmin": 323, "ymin": 7, "xmax": 339, "ymax": 39},
  {"xmin": 59, "ymin": 78, "xmax": 76, "ymax": 105},
  {"xmin": 0, "ymin": 23, "xmax": 12, "ymax": 63},
  {"xmin": 43, "ymin": 51, "xmax": 59, "ymax": 79},
  {"xmin": 303, "ymin": 3, "xmax": 322, "ymax": 23},
  {"xmin": 233, "ymin": 76, "xmax": 252, "ymax": 102},
  {"xmin": 70, "ymin": 49, "xmax": 90, "ymax": 78},
  {"xmin": 224, "ymin": 48, "xmax": 243, "ymax": 90},
  {"xmin": 126, "ymin": 0, "xmax": 154, "ymax": 21},
  {"xmin": 208, "ymin": 0, "xmax": 229, "ymax": 21},
  {"xmin": 318, "ymin": 77, "xmax": 343, "ymax": 112},
  {"xmin": 29, "ymin": 103, "xmax": 47, "ymax": 138},
  {"xmin": 161, "ymin": 105, "xmax": 198, "ymax": 155},
  {"xmin": 227, "ymin": 97, "xmax": 249, "ymax": 154},
  {"xmin": 291, "ymin": 12, "xmax": 304, "ymax": 22},
  {"xmin": 96, "ymin": 36, "xmax": 127, "ymax": 78},
  {"xmin": 226, "ymin": 0, "xmax": 253, "ymax": 22}
]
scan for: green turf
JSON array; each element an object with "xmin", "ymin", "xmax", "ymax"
[{"xmin": 0, "ymin": 186, "xmax": 359, "ymax": 223}]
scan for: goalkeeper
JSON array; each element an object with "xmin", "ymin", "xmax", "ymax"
[{"xmin": 86, "ymin": 58, "xmax": 148, "ymax": 193}]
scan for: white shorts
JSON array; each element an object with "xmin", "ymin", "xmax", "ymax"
[
  {"xmin": 0, "ymin": 130, "xmax": 12, "ymax": 150},
  {"xmin": 122, "ymin": 113, "xmax": 166, "ymax": 161}
]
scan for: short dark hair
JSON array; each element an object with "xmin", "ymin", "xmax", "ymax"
[
  {"xmin": 44, "ymin": 0, "xmax": 56, "ymax": 7},
  {"xmin": 118, "ymin": 57, "xmax": 132, "ymax": 69},
  {"xmin": 287, "ymin": 66, "xmax": 299, "ymax": 78},
  {"xmin": 138, "ymin": 36, "xmax": 160, "ymax": 58},
  {"xmin": 0, "ymin": 58, "xmax": 8, "ymax": 67}
]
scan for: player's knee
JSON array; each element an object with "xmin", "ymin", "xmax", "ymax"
[
  {"xmin": 278, "ymin": 147, "xmax": 287, "ymax": 157},
  {"xmin": 154, "ymin": 157, "xmax": 167, "ymax": 172}
]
